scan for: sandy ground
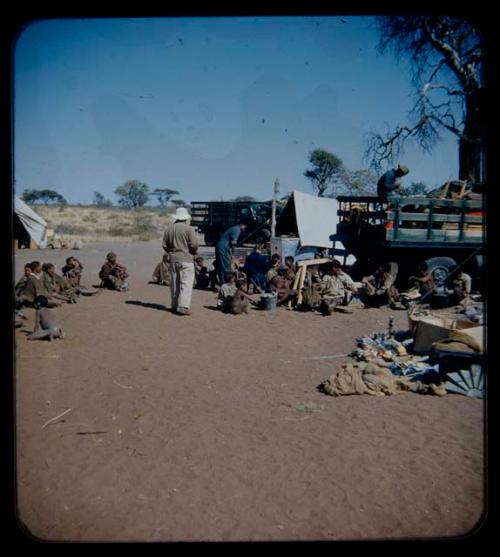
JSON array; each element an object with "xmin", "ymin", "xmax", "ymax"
[{"xmin": 13, "ymin": 241, "xmax": 485, "ymax": 542}]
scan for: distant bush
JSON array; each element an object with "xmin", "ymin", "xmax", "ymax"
[
  {"xmin": 82, "ymin": 214, "xmax": 99, "ymax": 223},
  {"xmin": 93, "ymin": 191, "xmax": 113, "ymax": 208},
  {"xmin": 131, "ymin": 214, "xmax": 157, "ymax": 236},
  {"xmin": 55, "ymin": 224, "xmax": 87, "ymax": 235},
  {"xmin": 107, "ymin": 224, "xmax": 131, "ymax": 237}
]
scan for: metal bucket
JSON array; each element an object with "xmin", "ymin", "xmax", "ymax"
[{"xmin": 260, "ymin": 293, "xmax": 278, "ymax": 310}]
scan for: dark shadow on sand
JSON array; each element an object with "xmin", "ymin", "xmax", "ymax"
[{"xmin": 126, "ymin": 300, "xmax": 169, "ymax": 312}]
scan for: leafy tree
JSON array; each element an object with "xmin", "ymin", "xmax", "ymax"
[
  {"xmin": 93, "ymin": 191, "xmax": 113, "ymax": 207},
  {"xmin": 151, "ymin": 188, "xmax": 179, "ymax": 206},
  {"xmin": 21, "ymin": 189, "xmax": 40, "ymax": 204},
  {"xmin": 341, "ymin": 169, "xmax": 379, "ymax": 196},
  {"xmin": 114, "ymin": 180, "xmax": 150, "ymax": 210},
  {"xmin": 399, "ymin": 181, "xmax": 430, "ymax": 196},
  {"xmin": 21, "ymin": 188, "xmax": 67, "ymax": 205},
  {"xmin": 304, "ymin": 149, "xmax": 345, "ymax": 197},
  {"xmin": 366, "ymin": 16, "xmax": 485, "ymax": 183},
  {"xmin": 170, "ymin": 199, "xmax": 187, "ymax": 207}
]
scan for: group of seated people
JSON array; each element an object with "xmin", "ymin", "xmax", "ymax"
[
  {"xmin": 14, "ymin": 252, "xmax": 132, "ymax": 338},
  {"xmin": 15, "ymin": 255, "xmax": 100, "ymax": 311},
  {"xmin": 213, "ymin": 248, "xmax": 410, "ymax": 315},
  {"xmin": 148, "ymin": 241, "xmax": 420, "ymax": 315},
  {"xmin": 14, "ymin": 255, "xmax": 101, "ymax": 339}
]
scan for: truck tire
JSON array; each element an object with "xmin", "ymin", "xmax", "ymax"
[{"xmin": 423, "ymin": 256, "xmax": 457, "ymax": 286}]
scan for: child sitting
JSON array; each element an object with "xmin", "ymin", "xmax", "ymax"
[
  {"xmin": 43, "ymin": 263, "xmax": 78, "ymax": 304},
  {"xmin": 269, "ymin": 266, "xmax": 298, "ymax": 306},
  {"xmin": 99, "ymin": 252, "xmax": 129, "ymax": 291},
  {"xmin": 227, "ymin": 279, "xmax": 255, "ymax": 314},
  {"xmin": 283, "ymin": 256, "xmax": 297, "ymax": 282},
  {"xmin": 194, "ymin": 256, "xmax": 210, "ymax": 289},
  {"xmin": 152, "ymin": 254, "xmax": 170, "ymax": 286},
  {"xmin": 217, "ymin": 271, "xmax": 237, "ymax": 312},
  {"xmin": 27, "ymin": 295, "xmax": 65, "ymax": 341}
]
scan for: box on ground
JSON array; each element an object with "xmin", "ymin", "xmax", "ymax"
[{"xmin": 409, "ymin": 313, "xmax": 484, "ymax": 355}]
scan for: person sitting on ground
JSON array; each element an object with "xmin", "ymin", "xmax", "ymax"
[
  {"xmin": 208, "ymin": 259, "xmax": 218, "ymax": 291},
  {"xmin": 15, "ymin": 264, "xmax": 32, "ymax": 303},
  {"xmin": 19, "ymin": 261, "xmax": 62, "ymax": 308},
  {"xmin": 283, "ymin": 256, "xmax": 297, "ymax": 282},
  {"xmin": 27, "ymin": 295, "xmax": 65, "ymax": 341},
  {"xmin": 319, "ymin": 259, "xmax": 358, "ymax": 315},
  {"xmin": 99, "ymin": 252, "xmax": 129, "ymax": 291},
  {"xmin": 152, "ymin": 254, "xmax": 170, "ymax": 286},
  {"xmin": 61, "ymin": 256, "xmax": 99, "ymax": 296},
  {"xmin": 407, "ymin": 262, "xmax": 435, "ymax": 298},
  {"xmin": 269, "ymin": 266, "xmax": 298, "ymax": 307},
  {"xmin": 266, "ymin": 253, "xmax": 282, "ymax": 284},
  {"xmin": 360, "ymin": 262, "xmax": 405, "ymax": 309},
  {"xmin": 243, "ymin": 245, "xmax": 269, "ymax": 293},
  {"xmin": 227, "ymin": 279, "xmax": 256, "ymax": 314},
  {"xmin": 43, "ymin": 263, "xmax": 78, "ymax": 304},
  {"xmin": 61, "ymin": 256, "xmax": 83, "ymax": 288},
  {"xmin": 217, "ymin": 271, "xmax": 238, "ymax": 312},
  {"xmin": 447, "ymin": 269, "xmax": 472, "ymax": 306},
  {"xmin": 194, "ymin": 256, "xmax": 211, "ymax": 289}
]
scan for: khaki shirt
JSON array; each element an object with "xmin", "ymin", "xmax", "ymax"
[
  {"xmin": 321, "ymin": 272, "xmax": 357, "ymax": 297},
  {"xmin": 162, "ymin": 222, "xmax": 198, "ymax": 263}
]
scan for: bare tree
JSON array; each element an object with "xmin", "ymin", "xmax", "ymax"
[{"xmin": 366, "ymin": 16, "xmax": 485, "ymax": 183}]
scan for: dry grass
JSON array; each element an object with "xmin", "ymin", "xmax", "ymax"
[{"xmin": 33, "ymin": 205, "xmax": 176, "ymax": 245}]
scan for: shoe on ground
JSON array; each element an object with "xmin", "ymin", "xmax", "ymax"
[{"xmin": 176, "ymin": 307, "xmax": 191, "ymax": 316}]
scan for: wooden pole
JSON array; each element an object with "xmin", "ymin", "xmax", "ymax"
[
  {"xmin": 296, "ymin": 265, "xmax": 307, "ymax": 306},
  {"xmin": 287, "ymin": 264, "xmax": 303, "ymax": 309}
]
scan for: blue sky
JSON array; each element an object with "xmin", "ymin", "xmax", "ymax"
[{"xmin": 13, "ymin": 16, "xmax": 459, "ymax": 205}]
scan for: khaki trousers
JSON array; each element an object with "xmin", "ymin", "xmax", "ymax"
[{"xmin": 169, "ymin": 261, "xmax": 195, "ymax": 311}]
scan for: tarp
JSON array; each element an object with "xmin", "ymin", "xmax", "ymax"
[
  {"xmin": 14, "ymin": 195, "xmax": 48, "ymax": 247},
  {"xmin": 293, "ymin": 190, "xmax": 338, "ymax": 248},
  {"xmin": 275, "ymin": 190, "xmax": 355, "ymax": 263}
]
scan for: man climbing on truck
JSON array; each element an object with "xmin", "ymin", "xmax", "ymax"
[{"xmin": 377, "ymin": 164, "xmax": 410, "ymax": 201}]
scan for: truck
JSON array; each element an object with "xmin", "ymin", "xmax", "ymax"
[
  {"xmin": 332, "ymin": 189, "xmax": 486, "ymax": 290},
  {"xmin": 190, "ymin": 200, "xmax": 283, "ymax": 246}
]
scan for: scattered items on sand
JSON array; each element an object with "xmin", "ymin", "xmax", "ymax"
[
  {"xmin": 320, "ymin": 304, "xmax": 485, "ymax": 398},
  {"xmin": 320, "ymin": 361, "xmax": 446, "ymax": 397}
]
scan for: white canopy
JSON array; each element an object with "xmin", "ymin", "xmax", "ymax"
[
  {"xmin": 14, "ymin": 195, "xmax": 48, "ymax": 247},
  {"xmin": 276, "ymin": 190, "xmax": 355, "ymax": 264},
  {"xmin": 292, "ymin": 190, "xmax": 338, "ymax": 248}
]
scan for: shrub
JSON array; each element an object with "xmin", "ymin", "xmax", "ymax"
[
  {"xmin": 55, "ymin": 224, "xmax": 87, "ymax": 235},
  {"xmin": 107, "ymin": 224, "xmax": 131, "ymax": 237}
]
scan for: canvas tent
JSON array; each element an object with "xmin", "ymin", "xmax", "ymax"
[
  {"xmin": 275, "ymin": 190, "xmax": 355, "ymax": 264},
  {"xmin": 14, "ymin": 195, "xmax": 48, "ymax": 249}
]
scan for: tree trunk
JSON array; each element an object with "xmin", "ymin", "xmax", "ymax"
[{"xmin": 459, "ymin": 89, "xmax": 484, "ymax": 184}]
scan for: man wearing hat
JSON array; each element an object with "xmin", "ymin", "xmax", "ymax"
[
  {"xmin": 377, "ymin": 164, "xmax": 409, "ymax": 201},
  {"xmin": 162, "ymin": 207, "xmax": 199, "ymax": 315}
]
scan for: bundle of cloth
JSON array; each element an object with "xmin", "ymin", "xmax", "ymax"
[{"xmin": 321, "ymin": 361, "xmax": 446, "ymax": 397}]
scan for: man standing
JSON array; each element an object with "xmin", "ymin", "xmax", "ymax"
[
  {"xmin": 215, "ymin": 222, "xmax": 247, "ymax": 286},
  {"xmin": 377, "ymin": 164, "xmax": 409, "ymax": 201},
  {"xmin": 162, "ymin": 207, "xmax": 199, "ymax": 315}
]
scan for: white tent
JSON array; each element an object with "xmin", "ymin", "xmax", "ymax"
[
  {"xmin": 14, "ymin": 195, "xmax": 48, "ymax": 248},
  {"xmin": 275, "ymin": 190, "xmax": 355, "ymax": 264}
]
